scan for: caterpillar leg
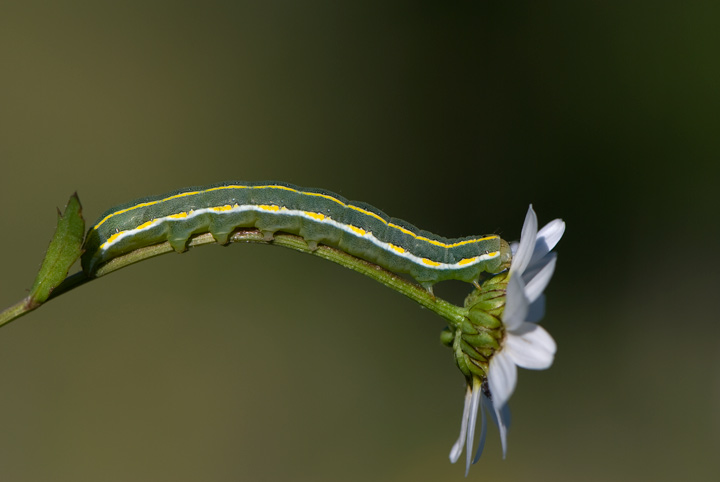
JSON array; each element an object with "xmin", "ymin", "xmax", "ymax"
[
  {"xmin": 168, "ymin": 236, "xmax": 189, "ymax": 253},
  {"xmin": 421, "ymin": 282, "xmax": 435, "ymax": 296},
  {"xmin": 211, "ymin": 231, "xmax": 232, "ymax": 245}
]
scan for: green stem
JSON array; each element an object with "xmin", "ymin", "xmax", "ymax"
[
  {"xmin": 0, "ymin": 229, "xmax": 468, "ymax": 329},
  {"xmin": 0, "ymin": 298, "xmax": 35, "ymax": 328}
]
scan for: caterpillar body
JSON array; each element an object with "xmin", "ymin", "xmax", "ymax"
[{"xmin": 81, "ymin": 182, "xmax": 511, "ymax": 286}]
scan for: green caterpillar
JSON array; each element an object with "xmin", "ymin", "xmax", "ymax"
[{"xmin": 81, "ymin": 182, "xmax": 511, "ymax": 287}]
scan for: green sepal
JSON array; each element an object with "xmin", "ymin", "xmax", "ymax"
[
  {"xmin": 29, "ymin": 194, "xmax": 85, "ymax": 306},
  {"xmin": 467, "ymin": 308, "xmax": 502, "ymax": 330},
  {"xmin": 460, "ymin": 339, "xmax": 492, "ymax": 361},
  {"xmin": 460, "ymin": 338, "xmax": 493, "ymax": 359},
  {"xmin": 462, "ymin": 331, "xmax": 499, "ymax": 350},
  {"xmin": 464, "ymin": 273, "xmax": 507, "ymax": 310},
  {"xmin": 460, "ymin": 317, "xmax": 479, "ymax": 335},
  {"xmin": 450, "ymin": 329, "xmax": 472, "ymax": 378},
  {"xmin": 463, "ymin": 353, "xmax": 488, "ymax": 379},
  {"xmin": 469, "ymin": 296, "xmax": 505, "ymax": 317}
]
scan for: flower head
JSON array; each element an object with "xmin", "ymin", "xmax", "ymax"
[{"xmin": 449, "ymin": 205, "xmax": 564, "ymax": 475}]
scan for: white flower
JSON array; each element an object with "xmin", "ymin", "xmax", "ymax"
[
  {"xmin": 489, "ymin": 205, "xmax": 564, "ymax": 412},
  {"xmin": 449, "ymin": 205, "xmax": 564, "ymax": 475}
]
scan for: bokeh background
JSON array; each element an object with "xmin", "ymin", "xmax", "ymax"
[{"xmin": 1, "ymin": 2, "xmax": 718, "ymax": 481}]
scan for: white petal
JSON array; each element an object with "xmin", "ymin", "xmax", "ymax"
[
  {"xmin": 528, "ymin": 219, "xmax": 565, "ymax": 266},
  {"xmin": 502, "ymin": 275, "xmax": 528, "ymax": 330},
  {"xmin": 525, "ymin": 294, "xmax": 545, "ymax": 323},
  {"xmin": 483, "ymin": 394, "xmax": 511, "ymax": 459},
  {"xmin": 488, "ymin": 350, "xmax": 518, "ymax": 409},
  {"xmin": 465, "ymin": 378, "xmax": 482, "ymax": 476},
  {"xmin": 524, "ymin": 255, "xmax": 557, "ymax": 303},
  {"xmin": 521, "ymin": 252, "xmax": 556, "ymax": 286},
  {"xmin": 471, "ymin": 397, "xmax": 488, "ymax": 464},
  {"xmin": 510, "ymin": 205, "xmax": 537, "ymax": 277},
  {"xmin": 449, "ymin": 385, "xmax": 473, "ymax": 463},
  {"xmin": 505, "ymin": 323, "xmax": 556, "ymax": 370},
  {"xmin": 495, "ymin": 401, "xmax": 511, "ymax": 459}
]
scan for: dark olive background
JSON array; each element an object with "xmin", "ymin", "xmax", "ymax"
[{"xmin": 1, "ymin": 2, "xmax": 718, "ymax": 481}]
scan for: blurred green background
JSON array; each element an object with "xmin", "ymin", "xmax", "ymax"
[{"xmin": 1, "ymin": 2, "xmax": 718, "ymax": 481}]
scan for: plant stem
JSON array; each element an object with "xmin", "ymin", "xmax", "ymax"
[{"xmin": 0, "ymin": 229, "xmax": 468, "ymax": 329}]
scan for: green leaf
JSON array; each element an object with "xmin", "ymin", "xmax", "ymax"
[{"xmin": 28, "ymin": 193, "xmax": 85, "ymax": 305}]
